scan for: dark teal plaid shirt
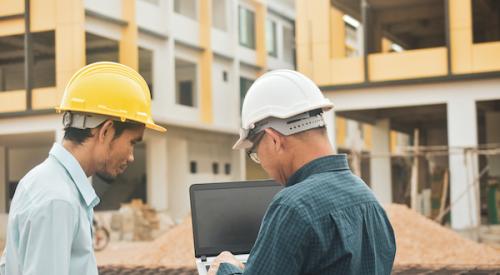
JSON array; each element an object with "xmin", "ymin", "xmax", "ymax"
[{"xmin": 217, "ymin": 154, "xmax": 396, "ymax": 275}]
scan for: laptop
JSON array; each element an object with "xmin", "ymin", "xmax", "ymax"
[{"xmin": 190, "ymin": 180, "xmax": 283, "ymax": 274}]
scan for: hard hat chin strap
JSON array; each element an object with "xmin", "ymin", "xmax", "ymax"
[{"xmin": 62, "ymin": 112, "xmax": 110, "ymax": 130}]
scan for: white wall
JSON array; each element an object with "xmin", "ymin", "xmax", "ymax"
[
  {"xmin": 212, "ymin": 57, "xmax": 239, "ymax": 129},
  {"xmin": 84, "ymin": 0, "xmax": 123, "ymax": 21},
  {"xmin": 212, "ymin": 0, "xmax": 228, "ymax": 31},
  {"xmin": 137, "ymin": 0, "xmax": 169, "ymax": 35},
  {"xmin": 165, "ymin": 126, "xmax": 241, "ymax": 222},
  {"xmin": 174, "ymin": 0, "xmax": 197, "ymax": 20},
  {"xmin": 172, "ymin": 14, "xmax": 199, "ymax": 46}
]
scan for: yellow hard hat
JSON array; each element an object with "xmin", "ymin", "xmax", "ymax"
[{"xmin": 56, "ymin": 62, "xmax": 166, "ymax": 132}]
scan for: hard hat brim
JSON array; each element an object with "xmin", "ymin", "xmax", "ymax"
[
  {"xmin": 146, "ymin": 123, "xmax": 167, "ymax": 132},
  {"xmin": 56, "ymin": 107, "xmax": 167, "ymax": 132},
  {"xmin": 232, "ymin": 137, "xmax": 252, "ymax": 150}
]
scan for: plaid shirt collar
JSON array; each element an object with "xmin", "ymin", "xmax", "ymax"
[{"xmin": 286, "ymin": 154, "xmax": 350, "ymax": 187}]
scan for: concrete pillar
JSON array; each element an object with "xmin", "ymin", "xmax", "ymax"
[
  {"xmin": 167, "ymin": 137, "xmax": 189, "ymax": 222},
  {"xmin": 447, "ymin": 98, "xmax": 479, "ymax": 230},
  {"xmin": 146, "ymin": 134, "xmax": 168, "ymax": 212},
  {"xmin": 232, "ymin": 149, "xmax": 246, "ymax": 181},
  {"xmin": 0, "ymin": 146, "xmax": 6, "ymax": 213},
  {"xmin": 324, "ymin": 109, "xmax": 336, "ymax": 152},
  {"xmin": 369, "ymin": 119, "xmax": 392, "ymax": 204},
  {"xmin": 55, "ymin": 128, "xmax": 65, "ymax": 144}
]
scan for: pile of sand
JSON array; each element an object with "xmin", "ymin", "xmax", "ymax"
[
  {"xmin": 97, "ymin": 204, "xmax": 500, "ymax": 268},
  {"xmin": 385, "ymin": 204, "xmax": 500, "ymax": 267},
  {"xmin": 131, "ymin": 216, "xmax": 196, "ymax": 268}
]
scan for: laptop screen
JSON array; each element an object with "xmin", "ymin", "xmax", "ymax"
[{"xmin": 190, "ymin": 180, "xmax": 283, "ymax": 257}]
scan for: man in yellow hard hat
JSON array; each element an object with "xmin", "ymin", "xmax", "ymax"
[{"xmin": 0, "ymin": 62, "xmax": 165, "ymax": 275}]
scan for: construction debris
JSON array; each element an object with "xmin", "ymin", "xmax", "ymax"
[
  {"xmin": 96, "ymin": 204, "xmax": 500, "ymax": 269},
  {"xmin": 108, "ymin": 199, "xmax": 170, "ymax": 242}
]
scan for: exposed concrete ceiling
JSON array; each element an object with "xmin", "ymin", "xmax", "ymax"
[{"xmin": 337, "ymin": 104, "xmax": 447, "ymax": 134}]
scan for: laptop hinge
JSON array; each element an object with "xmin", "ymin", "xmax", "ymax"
[{"xmin": 201, "ymin": 256, "xmax": 207, "ymax": 262}]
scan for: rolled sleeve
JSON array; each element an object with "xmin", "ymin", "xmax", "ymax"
[{"xmin": 19, "ymin": 199, "xmax": 77, "ymax": 275}]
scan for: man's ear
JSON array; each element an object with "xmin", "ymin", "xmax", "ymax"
[
  {"xmin": 96, "ymin": 120, "xmax": 114, "ymax": 143},
  {"xmin": 264, "ymin": 128, "xmax": 285, "ymax": 152}
]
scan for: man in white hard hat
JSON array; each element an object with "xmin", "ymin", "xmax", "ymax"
[{"xmin": 208, "ymin": 70, "xmax": 396, "ymax": 275}]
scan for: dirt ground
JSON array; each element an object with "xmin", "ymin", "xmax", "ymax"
[{"xmin": 96, "ymin": 204, "xmax": 500, "ymax": 269}]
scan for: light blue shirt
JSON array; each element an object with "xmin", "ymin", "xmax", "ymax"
[{"xmin": 0, "ymin": 143, "xmax": 100, "ymax": 275}]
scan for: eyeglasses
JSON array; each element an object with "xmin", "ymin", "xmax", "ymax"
[{"xmin": 247, "ymin": 131, "xmax": 266, "ymax": 164}]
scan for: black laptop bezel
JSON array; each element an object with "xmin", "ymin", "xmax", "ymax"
[{"xmin": 189, "ymin": 180, "xmax": 281, "ymax": 258}]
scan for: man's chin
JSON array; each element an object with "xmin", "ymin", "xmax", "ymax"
[{"xmin": 96, "ymin": 172, "xmax": 117, "ymax": 183}]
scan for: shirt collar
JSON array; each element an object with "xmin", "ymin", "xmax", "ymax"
[
  {"xmin": 286, "ymin": 154, "xmax": 350, "ymax": 187},
  {"xmin": 49, "ymin": 143, "xmax": 100, "ymax": 208}
]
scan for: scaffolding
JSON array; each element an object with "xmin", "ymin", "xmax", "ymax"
[{"xmin": 345, "ymin": 142, "xmax": 500, "ymax": 235}]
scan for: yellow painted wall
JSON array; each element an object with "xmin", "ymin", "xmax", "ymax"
[
  {"xmin": 472, "ymin": 42, "xmax": 500, "ymax": 73},
  {"xmin": 390, "ymin": 131, "xmax": 397, "ymax": 154},
  {"xmin": 310, "ymin": 0, "xmax": 331, "ymax": 85},
  {"xmin": 55, "ymin": 0, "xmax": 85, "ymax": 99},
  {"xmin": 449, "ymin": 0, "xmax": 473, "ymax": 74},
  {"xmin": 368, "ymin": 47, "xmax": 448, "ymax": 82},
  {"xmin": 0, "ymin": 0, "xmax": 56, "ymax": 36},
  {"xmin": 0, "ymin": 91, "xmax": 26, "ymax": 113},
  {"xmin": 199, "ymin": 0, "xmax": 213, "ymax": 124},
  {"xmin": 0, "ymin": 0, "xmax": 23, "ymax": 17},
  {"xmin": 31, "ymin": 0, "xmax": 56, "ymax": 32},
  {"xmin": 298, "ymin": 0, "xmax": 500, "ymax": 86},
  {"xmin": 331, "ymin": 57, "xmax": 364, "ymax": 85},
  {"xmin": 295, "ymin": 0, "xmax": 313, "ymax": 78},
  {"xmin": 329, "ymin": 6, "xmax": 345, "ymax": 58},
  {"xmin": 296, "ymin": 0, "xmax": 364, "ymax": 85},
  {"xmin": 254, "ymin": 0, "xmax": 267, "ymax": 69},
  {"xmin": 363, "ymin": 124, "xmax": 372, "ymax": 151},
  {"xmin": 32, "ymin": 87, "xmax": 58, "ymax": 110},
  {"xmin": 335, "ymin": 117, "xmax": 346, "ymax": 148},
  {"xmin": 120, "ymin": 0, "xmax": 138, "ymax": 70},
  {"xmin": 0, "ymin": 18, "xmax": 24, "ymax": 36}
]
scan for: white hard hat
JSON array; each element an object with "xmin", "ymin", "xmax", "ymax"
[{"xmin": 233, "ymin": 69, "xmax": 333, "ymax": 150}]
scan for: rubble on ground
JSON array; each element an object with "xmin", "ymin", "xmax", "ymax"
[{"xmin": 106, "ymin": 199, "xmax": 173, "ymax": 242}]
